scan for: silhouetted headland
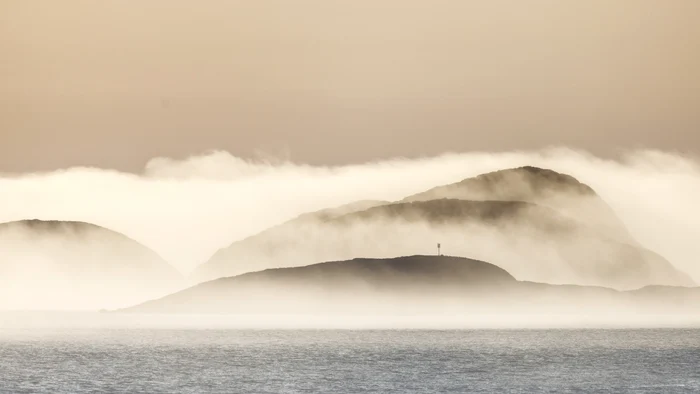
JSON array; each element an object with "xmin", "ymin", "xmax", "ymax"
[{"xmin": 122, "ymin": 255, "xmax": 700, "ymax": 315}]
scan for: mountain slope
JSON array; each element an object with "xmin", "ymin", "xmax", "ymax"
[
  {"xmin": 0, "ymin": 219, "xmax": 184, "ymax": 310},
  {"xmin": 194, "ymin": 198, "xmax": 692, "ymax": 290},
  {"xmin": 295, "ymin": 200, "xmax": 390, "ymax": 222},
  {"xmin": 403, "ymin": 166, "xmax": 630, "ymax": 241}
]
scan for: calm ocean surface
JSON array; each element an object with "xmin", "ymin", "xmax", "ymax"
[{"xmin": 1, "ymin": 328, "xmax": 699, "ymax": 393}]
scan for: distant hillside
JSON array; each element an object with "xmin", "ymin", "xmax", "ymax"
[
  {"xmin": 333, "ymin": 199, "xmax": 575, "ymax": 231},
  {"xmin": 402, "ymin": 166, "xmax": 630, "ymax": 241},
  {"xmin": 405, "ymin": 166, "xmax": 596, "ymax": 201},
  {"xmin": 295, "ymin": 200, "xmax": 390, "ymax": 222},
  {"xmin": 0, "ymin": 220, "xmax": 184, "ymax": 310},
  {"xmin": 124, "ymin": 255, "xmax": 700, "ymax": 315},
  {"xmin": 194, "ymin": 198, "xmax": 692, "ymax": 290}
]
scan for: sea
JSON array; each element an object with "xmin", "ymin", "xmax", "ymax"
[{"xmin": 1, "ymin": 318, "xmax": 699, "ymax": 393}]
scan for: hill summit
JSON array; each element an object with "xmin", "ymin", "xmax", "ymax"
[
  {"xmin": 0, "ymin": 219, "xmax": 183, "ymax": 310},
  {"xmin": 126, "ymin": 255, "xmax": 517, "ymax": 314}
]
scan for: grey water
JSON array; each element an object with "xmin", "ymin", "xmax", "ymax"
[{"xmin": 1, "ymin": 328, "xmax": 699, "ymax": 393}]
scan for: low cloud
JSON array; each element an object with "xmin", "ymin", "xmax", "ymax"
[{"xmin": 0, "ymin": 148, "xmax": 698, "ymax": 281}]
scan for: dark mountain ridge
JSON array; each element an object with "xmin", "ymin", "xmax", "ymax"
[
  {"xmin": 404, "ymin": 166, "xmax": 597, "ymax": 202},
  {"xmin": 402, "ymin": 166, "xmax": 630, "ymax": 241}
]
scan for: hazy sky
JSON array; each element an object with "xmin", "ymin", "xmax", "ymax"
[{"xmin": 2, "ymin": 0, "xmax": 698, "ymax": 173}]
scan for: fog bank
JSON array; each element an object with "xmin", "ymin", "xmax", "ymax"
[
  {"xmin": 2, "ymin": 312, "xmax": 700, "ymax": 332},
  {"xmin": 0, "ymin": 148, "xmax": 698, "ymax": 281}
]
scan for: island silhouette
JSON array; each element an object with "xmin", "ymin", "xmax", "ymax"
[{"xmin": 121, "ymin": 254, "xmax": 700, "ymax": 315}]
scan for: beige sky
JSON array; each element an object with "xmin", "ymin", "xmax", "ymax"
[{"xmin": 1, "ymin": 0, "xmax": 699, "ymax": 173}]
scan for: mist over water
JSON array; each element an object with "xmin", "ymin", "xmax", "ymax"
[
  {"xmin": 1, "ymin": 148, "xmax": 700, "ymax": 318},
  {"xmin": 1, "ymin": 149, "xmax": 700, "ymax": 393},
  {"xmin": 4, "ymin": 2, "xmax": 698, "ymax": 390}
]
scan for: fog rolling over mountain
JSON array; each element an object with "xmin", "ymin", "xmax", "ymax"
[
  {"xmin": 403, "ymin": 166, "xmax": 632, "ymax": 243},
  {"xmin": 124, "ymin": 255, "xmax": 700, "ymax": 317},
  {"xmin": 194, "ymin": 167, "xmax": 692, "ymax": 290},
  {"xmin": 0, "ymin": 220, "xmax": 184, "ymax": 310}
]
